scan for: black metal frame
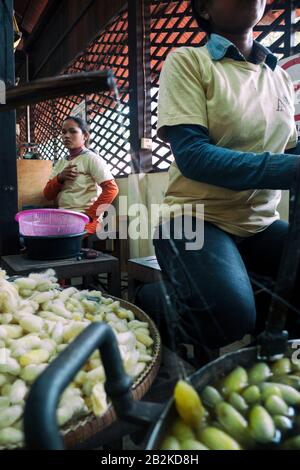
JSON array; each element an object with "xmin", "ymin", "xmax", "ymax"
[{"xmin": 0, "ymin": 0, "xmax": 20, "ymax": 255}]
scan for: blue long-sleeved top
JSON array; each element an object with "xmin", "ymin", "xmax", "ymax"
[
  {"xmin": 163, "ymin": 34, "xmax": 299, "ymax": 191},
  {"xmin": 165, "ymin": 124, "xmax": 300, "ymax": 191}
]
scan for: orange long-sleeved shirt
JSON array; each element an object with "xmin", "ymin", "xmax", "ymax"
[
  {"xmin": 43, "ymin": 175, "xmax": 63, "ymax": 201},
  {"xmin": 85, "ymin": 179, "xmax": 119, "ymax": 234}
]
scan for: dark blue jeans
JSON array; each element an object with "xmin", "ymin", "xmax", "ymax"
[{"xmin": 153, "ymin": 218, "xmax": 290, "ymax": 351}]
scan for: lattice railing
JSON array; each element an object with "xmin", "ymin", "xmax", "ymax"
[
  {"xmin": 16, "ymin": 107, "xmax": 27, "ymax": 158},
  {"xmin": 16, "ymin": 0, "xmax": 300, "ymax": 175},
  {"xmin": 85, "ymin": 10, "xmax": 130, "ymax": 177},
  {"xmin": 150, "ymin": 0, "xmax": 205, "ymax": 171},
  {"xmin": 150, "ymin": 0, "xmax": 300, "ymax": 172},
  {"xmin": 23, "ymin": 8, "xmax": 130, "ymax": 177}
]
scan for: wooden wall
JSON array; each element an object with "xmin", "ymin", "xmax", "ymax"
[
  {"xmin": 19, "ymin": 0, "xmax": 127, "ymax": 80},
  {"xmin": 17, "ymin": 160, "xmax": 53, "ymax": 210}
]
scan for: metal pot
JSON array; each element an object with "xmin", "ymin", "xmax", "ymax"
[
  {"xmin": 23, "ymin": 326, "xmax": 300, "ymax": 450},
  {"xmin": 22, "ymin": 232, "xmax": 86, "ymax": 260},
  {"xmin": 146, "ymin": 341, "xmax": 298, "ymax": 450}
]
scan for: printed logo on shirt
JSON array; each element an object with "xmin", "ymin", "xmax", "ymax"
[{"xmin": 277, "ymin": 96, "xmax": 291, "ymax": 112}]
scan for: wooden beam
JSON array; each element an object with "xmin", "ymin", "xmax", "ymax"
[
  {"xmin": 0, "ymin": 0, "xmax": 19, "ymax": 255},
  {"xmin": 23, "ymin": 0, "xmax": 127, "ymax": 80},
  {"xmin": 1, "ymin": 70, "xmax": 115, "ymax": 111},
  {"xmin": 128, "ymin": 0, "xmax": 152, "ymax": 173}
]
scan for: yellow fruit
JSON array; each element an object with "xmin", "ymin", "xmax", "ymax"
[
  {"xmin": 180, "ymin": 439, "xmax": 208, "ymax": 450},
  {"xmin": 160, "ymin": 436, "xmax": 181, "ymax": 451},
  {"xmin": 199, "ymin": 427, "xmax": 241, "ymax": 450},
  {"xmin": 248, "ymin": 363, "xmax": 272, "ymax": 385},
  {"xmin": 260, "ymin": 384, "xmax": 282, "ymax": 401},
  {"xmin": 273, "ymin": 415, "xmax": 293, "ymax": 432},
  {"xmin": 271, "ymin": 358, "xmax": 292, "ymax": 377},
  {"xmin": 174, "ymin": 380, "xmax": 205, "ymax": 427},
  {"xmin": 171, "ymin": 418, "xmax": 195, "ymax": 441},
  {"xmin": 242, "ymin": 385, "xmax": 261, "ymax": 404},
  {"xmin": 277, "ymin": 375, "xmax": 300, "ymax": 390},
  {"xmin": 265, "ymin": 395, "xmax": 289, "ymax": 416},
  {"xmin": 282, "ymin": 436, "xmax": 300, "ymax": 450},
  {"xmin": 202, "ymin": 386, "xmax": 222, "ymax": 408},
  {"xmin": 229, "ymin": 392, "xmax": 249, "ymax": 413},
  {"xmin": 215, "ymin": 402, "xmax": 250, "ymax": 445},
  {"xmin": 261, "ymin": 383, "xmax": 300, "ymax": 405},
  {"xmin": 249, "ymin": 405, "xmax": 275, "ymax": 444},
  {"xmin": 221, "ymin": 367, "xmax": 248, "ymax": 397}
]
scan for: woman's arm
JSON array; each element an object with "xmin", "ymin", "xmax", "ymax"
[
  {"xmin": 85, "ymin": 179, "xmax": 119, "ymax": 220},
  {"xmin": 85, "ymin": 179, "xmax": 119, "ymax": 234},
  {"xmin": 166, "ymin": 124, "xmax": 299, "ymax": 191},
  {"xmin": 43, "ymin": 176, "xmax": 64, "ymax": 201}
]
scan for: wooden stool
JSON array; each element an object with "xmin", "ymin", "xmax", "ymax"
[{"xmin": 1, "ymin": 252, "xmax": 121, "ymax": 297}]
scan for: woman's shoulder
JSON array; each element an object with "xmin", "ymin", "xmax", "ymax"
[
  {"xmin": 166, "ymin": 45, "xmax": 210, "ymax": 63},
  {"xmin": 84, "ymin": 148, "xmax": 99, "ymax": 158},
  {"xmin": 83, "ymin": 149, "xmax": 107, "ymax": 168},
  {"xmin": 81, "ymin": 149, "xmax": 102, "ymax": 162},
  {"xmin": 274, "ymin": 64, "xmax": 295, "ymax": 94},
  {"xmin": 163, "ymin": 45, "xmax": 212, "ymax": 78},
  {"xmin": 275, "ymin": 64, "xmax": 293, "ymax": 82}
]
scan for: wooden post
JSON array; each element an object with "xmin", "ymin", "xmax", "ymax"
[
  {"xmin": 0, "ymin": 0, "xmax": 19, "ymax": 255},
  {"xmin": 128, "ymin": 0, "xmax": 152, "ymax": 173},
  {"xmin": 284, "ymin": 0, "xmax": 293, "ymax": 57}
]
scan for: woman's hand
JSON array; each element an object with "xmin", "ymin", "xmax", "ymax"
[
  {"xmin": 57, "ymin": 164, "xmax": 78, "ymax": 183},
  {"xmin": 85, "ymin": 219, "xmax": 102, "ymax": 235}
]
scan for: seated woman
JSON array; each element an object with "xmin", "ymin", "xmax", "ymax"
[
  {"xmin": 153, "ymin": 0, "xmax": 300, "ymax": 360},
  {"xmin": 44, "ymin": 116, "xmax": 119, "ymax": 235}
]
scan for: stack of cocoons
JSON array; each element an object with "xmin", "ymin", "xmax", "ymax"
[{"xmin": 0, "ymin": 269, "xmax": 155, "ymax": 448}]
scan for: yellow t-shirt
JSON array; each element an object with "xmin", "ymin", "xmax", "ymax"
[
  {"xmin": 157, "ymin": 46, "xmax": 298, "ymax": 237},
  {"xmin": 50, "ymin": 150, "xmax": 113, "ymax": 213}
]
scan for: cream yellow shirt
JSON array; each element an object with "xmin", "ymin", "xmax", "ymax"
[
  {"xmin": 50, "ymin": 150, "xmax": 113, "ymax": 213},
  {"xmin": 157, "ymin": 46, "xmax": 298, "ymax": 236}
]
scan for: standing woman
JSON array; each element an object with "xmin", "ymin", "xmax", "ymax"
[
  {"xmin": 44, "ymin": 116, "xmax": 119, "ymax": 235},
  {"xmin": 154, "ymin": 0, "xmax": 300, "ymax": 354}
]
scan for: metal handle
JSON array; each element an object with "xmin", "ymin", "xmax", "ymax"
[
  {"xmin": 0, "ymin": 70, "xmax": 115, "ymax": 111},
  {"xmin": 24, "ymin": 322, "xmax": 162, "ymax": 449}
]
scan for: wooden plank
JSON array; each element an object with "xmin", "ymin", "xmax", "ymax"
[
  {"xmin": 2, "ymin": 70, "xmax": 115, "ymax": 111},
  {"xmin": 17, "ymin": 160, "xmax": 53, "ymax": 210},
  {"xmin": 127, "ymin": 256, "xmax": 164, "ymax": 302},
  {"xmin": 24, "ymin": 0, "xmax": 127, "ymax": 79},
  {"xmin": 1, "ymin": 252, "xmax": 118, "ymax": 273},
  {"xmin": 1, "ymin": 252, "xmax": 121, "ymax": 296},
  {"xmin": 129, "ymin": 256, "xmax": 162, "ymax": 271}
]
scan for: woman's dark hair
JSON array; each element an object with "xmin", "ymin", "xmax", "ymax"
[
  {"xmin": 191, "ymin": 0, "xmax": 212, "ymax": 35},
  {"xmin": 63, "ymin": 115, "xmax": 90, "ymax": 146}
]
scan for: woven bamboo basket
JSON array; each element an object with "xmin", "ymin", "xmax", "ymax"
[
  {"xmin": 58, "ymin": 296, "xmax": 161, "ymax": 448},
  {"xmin": 0, "ymin": 295, "xmax": 161, "ymax": 450}
]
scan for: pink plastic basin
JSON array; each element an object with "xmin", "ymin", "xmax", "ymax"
[{"xmin": 15, "ymin": 209, "xmax": 89, "ymax": 236}]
